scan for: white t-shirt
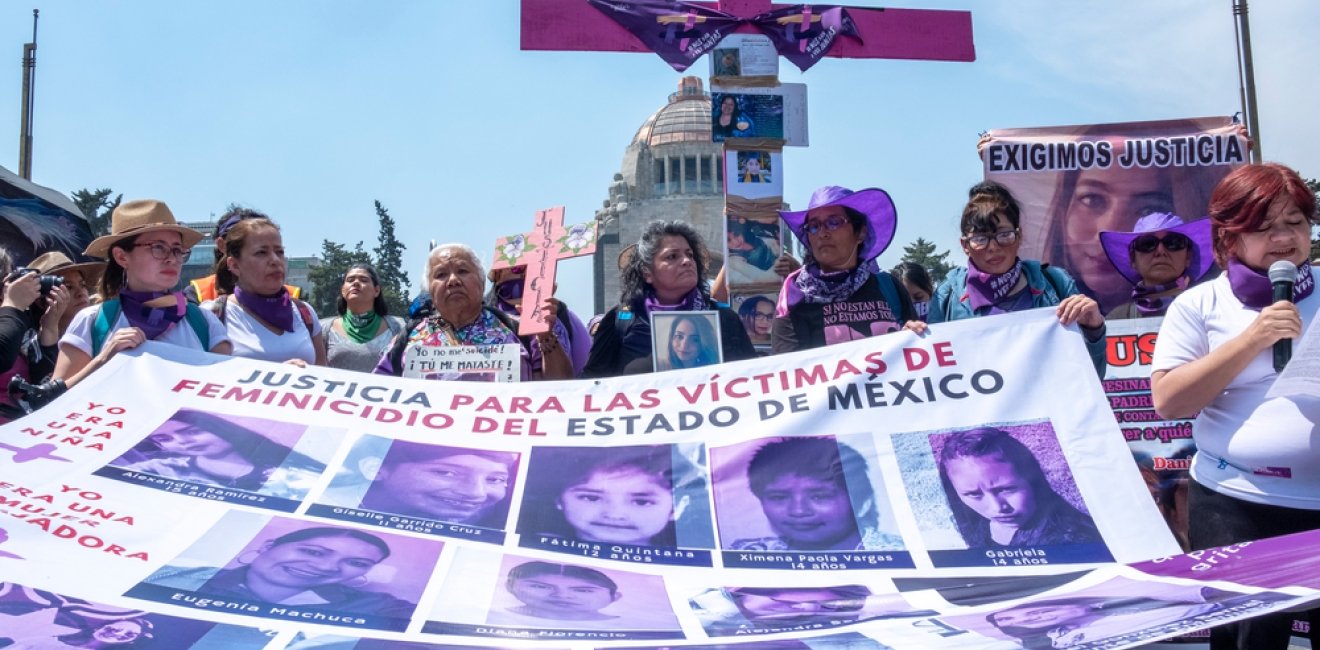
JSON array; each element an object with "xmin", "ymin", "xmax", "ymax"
[
  {"xmin": 61, "ymin": 302, "xmax": 230, "ymax": 356},
  {"xmin": 1152, "ymin": 274, "xmax": 1320, "ymax": 509},
  {"xmin": 204, "ymin": 297, "xmax": 322, "ymax": 365}
]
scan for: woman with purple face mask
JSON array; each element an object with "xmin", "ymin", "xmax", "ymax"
[{"xmin": 484, "ymin": 264, "xmax": 586, "ymax": 379}]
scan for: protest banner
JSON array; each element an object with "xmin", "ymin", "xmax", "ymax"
[
  {"xmin": 981, "ymin": 117, "xmax": 1245, "ymax": 313},
  {"xmin": 1, "ymin": 309, "xmax": 1317, "ymax": 648}
]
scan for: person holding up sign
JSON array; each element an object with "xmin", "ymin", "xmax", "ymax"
[
  {"xmin": 376, "ymin": 243, "xmax": 540, "ymax": 381},
  {"xmin": 583, "ymin": 221, "xmax": 754, "ymax": 377},
  {"xmin": 929, "ymin": 182, "xmax": 1107, "ymax": 377},
  {"xmin": 1152, "ymin": 162, "xmax": 1319, "ymax": 650}
]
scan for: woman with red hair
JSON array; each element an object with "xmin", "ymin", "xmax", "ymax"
[{"xmin": 1151, "ymin": 162, "xmax": 1319, "ymax": 649}]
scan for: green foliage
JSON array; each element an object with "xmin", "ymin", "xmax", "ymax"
[
  {"xmin": 898, "ymin": 237, "xmax": 954, "ymax": 284},
  {"xmin": 372, "ymin": 200, "xmax": 411, "ymax": 316},
  {"xmin": 306, "ymin": 240, "xmax": 371, "ymax": 317},
  {"xmin": 70, "ymin": 188, "xmax": 121, "ymax": 238}
]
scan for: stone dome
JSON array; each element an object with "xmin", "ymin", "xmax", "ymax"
[{"xmin": 631, "ymin": 76, "xmax": 712, "ymax": 147}]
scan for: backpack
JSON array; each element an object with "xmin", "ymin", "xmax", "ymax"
[{"xmin": 91, "ymin": 299, "xmax": 211, "ymax": 356}]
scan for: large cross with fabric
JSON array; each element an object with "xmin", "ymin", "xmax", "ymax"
[{"xmin": 521, "ymin": 0, "xmax": 974, "ymax": 68}]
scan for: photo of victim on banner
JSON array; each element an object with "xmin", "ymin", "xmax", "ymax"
[
  {"xmin": 981, "ymin": 116, "xmax": 1245, "ymax": 312},
  {"xmin": 937, "ymin": 575, "xmax": 1304, "ymax": 650},
  {"xmin": 423, "ymin": 548, "xmax": 684, "ymax": 640},
  {"xmin": 688, "ymin": 584, "xmax": 935, "ymax": 637},
  {"xmin": 0, "ymin": 581, "xmax": 272, "ymax": 649},
  {"xmin": 308, "ymin": 434, "xmax": 519, "ymax": 543},
  {"xmin": 127, "ymin": 511, "xmax": 441, "ymax": 632},
  {"xmin": 892, "ymin": 420, "xmax": 1112, "ymax": 568},
  {"xmin": 651, "ymin": 311, "xmax": 723, "ymax": 372},
  {"xmin": 710, "ymin": 433, "xmax": 912, "ymax": 570},
  {"xmin": 94, "ymin": 408, "xmax": 338, "ymax": 512},
  {"xmin": 516, "ymin": 443, "xmax": 714, "ymax": 566}
]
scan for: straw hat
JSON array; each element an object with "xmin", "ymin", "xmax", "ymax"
[
  {"xmin": 84, "ymin": 199, "xmax": 204, "ymax": 259},
  {"xmin": 27, "ymin": 251, "xmax": 106, "ymax": 286}
]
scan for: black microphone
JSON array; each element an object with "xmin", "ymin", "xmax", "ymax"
[{"xmin": 1269, "ymin": 260, "xmax": 1298, "ymax": 371}]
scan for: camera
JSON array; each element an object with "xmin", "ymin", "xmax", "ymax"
[
  {"xmin": 7, "ymin": 375, "xmax": 68, "ymax": 412},
  {"xmin": 4, "ymin": 268, "xmax": 64, "ymax": 295}
]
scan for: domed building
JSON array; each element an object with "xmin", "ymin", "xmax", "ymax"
[{"xmin": 593, "ymin": 76, "xmax": 726, "ymax": 313}]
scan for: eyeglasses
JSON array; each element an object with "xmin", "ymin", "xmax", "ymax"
[
  {"xmin": 752, "ymin": 311, "xmax": 774, "ymax": 321},
  {"xmin": 803, "ymin": 215, "xmax": 849, "ymax": 236},
  {"xmin": 134, "ymin": 242, "xmax": 191, "ymax": 263},
  {"xmin": 962, "ymin": 229, "xmax": 1019, "ymax": 250},
  {"xmin": 1131, "ymin": 233, "xmax": 1191, "ymax": 254}
]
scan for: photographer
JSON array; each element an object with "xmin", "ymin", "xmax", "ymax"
[{"xmin": 0, "ymin": 251, "xmax": 74, "ymax": 423}]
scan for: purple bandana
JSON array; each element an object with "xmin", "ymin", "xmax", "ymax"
[
  {"xmin": 1227, "ymin": 259, "xmax": 1315, "ymax": 309},
  {"xmin": 588, "ymin": 0, "xmax": 858, "ymax": 72},
  {"xmin": 1132, "ymin": 280, "xmax": 1183, "ymax": 317},
  {"xmin": 234, "ymin": 286, "xmax": 294, "ymax": 332},
  {"xmin": 965, "ymin": 260, "xmax": 1024, "ymax": 312},
  {"xmin": 119, "ymin": 290, "xmax": 186, "ymax": 340}
]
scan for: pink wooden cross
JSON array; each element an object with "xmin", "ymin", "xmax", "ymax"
[
  {"xmin": 522, "ymin": 0, "xmax": 975, "ymax": 63},
  {"xmin": 490, "ymin": 207, "xmax": 598, "ymax": 336}
]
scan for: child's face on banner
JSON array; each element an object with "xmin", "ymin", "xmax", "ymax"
[
  {"xmin": 944, "ymin": 455, "xmax": 1038, "ymax": 530},
  {"xmin": 758, "ymin": 473, "xmax": 858, "ymax": 549},
  {"xmin": 509, "ymin": 574, "xmax": 618, "ymax": 616},
  {"xmin": 558, "ymin": 468, "xmax": 674, "ymax": 545},
  {"xmin": 249, "ymin": 535, "xmax": 385, "ymax": 590},
  {"xmin": 377, "ymin": 454, "xmax": 510, "ymax": 523}
]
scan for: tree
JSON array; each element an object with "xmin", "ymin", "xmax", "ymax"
[
  {"xmin": 898, "ymin": 237, "xmax": 954, "ymax": 284},
  {"xmin": 306, "ymin": 240, "xmax": 371, "ymax": 317},
  {"xmin": 70, "ymin": 188, "xmax": 121, "ymax": 238},
  {"xmin": 372, "ymin": 200, "xmax": 411, "ymax": 315}
]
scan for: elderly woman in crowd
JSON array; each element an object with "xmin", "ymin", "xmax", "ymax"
[
  {"xmin": 376, "ymin": 243, "xmax": 566, "ymax": 381},
  {"xmin": 206, "ymin": 217, "xmax": 325, "ymax": 366},
  {"xmin": 929, "ymin": 182, "xmax": 1107, "ymax": 377},
  {"xmin": 322, "ymin": 263, "xmax": 404, "ymax": 372},
  {"xmin": 773, "ymin": 186, "xmax": 920, "ymax": 354},
  {"xmin": 1152, "ymin": 162, "xmax": 1320, "ymax": 650},
  {"xmin": 55, "ymin": 200, "xmax": 231, "ymax": 387},
  {"xmin": 583, "ymin": 221, "xmax": 754, "ymax": 377},
  {"xmin": 1099, "ymin": 213, "xmax": 1214, "ymax": 319}
]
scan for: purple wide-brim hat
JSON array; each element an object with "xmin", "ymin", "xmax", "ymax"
[
  {"xmin": 779, "ymin": 186, "xmax": 898, "ymax": 263},
  {"xmin": 1099, "ymin": 213, "xmax": 1214, "ymax": 286}
]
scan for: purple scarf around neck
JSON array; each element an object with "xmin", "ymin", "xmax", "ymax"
[
  {"xmin": 621, "ymin": 288, "xmax": 709, "ymax": 358},
  {"xmin": 234, "ymin": 286, "xmax": 294, "ymax": 332},
  {"xmin": 119, "ymin": 290, "xmax": 186, "ymax": 340},
  {"xmin": 1132, "ymin": 280, "xmax": 1183, "ymax": 317},
  {"xmin": 1227, "ymin": 259, "xmax": 1315, "ymax": 309},
  {"xmin": 965, "ymin": 259, "xmax": 1024, "ymax": 312}
]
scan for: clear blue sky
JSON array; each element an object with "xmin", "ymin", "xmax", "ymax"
[{"xmin": 2, "ymin": 1, "xmax": 1316, "ymax": 314}]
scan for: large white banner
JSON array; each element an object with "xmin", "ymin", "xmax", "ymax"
[{"xmin": 0, "ymin": 309, "xmax": 1315, "ymax": 649}]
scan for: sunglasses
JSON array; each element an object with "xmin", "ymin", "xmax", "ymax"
[
  {"xmin": 496, "ymin": 280, "xmax": 524, "ymax": 302},
  {"xmin": 1131, "ymin": 233, "xmax": 1191, "ymax": 254},
  {"xmin": 803, "ymin": 215, "xmax": 849, "ymax": 236},
  {"xmin": 962, "ymin": 229, "xmax": 1019, "ymax": 251}
]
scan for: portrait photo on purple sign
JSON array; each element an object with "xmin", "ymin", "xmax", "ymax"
[
  {"xmin": 893, "ymin": 421, "xmax": 1107, "ymax": 556},
  {"xmin": 0, "ymin": 581, "xmax": 272, "ymax": 649},
  {"xmin": 651, "ymin": 311, "xmax": 723, "ymax": 372},
  {"xmin": 516, "ymin": 443, "xmax": 713, "ymax": 551},
  {"xmin": 486, "ymin": 558, "xmax": 681, "ymax": 632},
  {"xmin": 136, "ymin": 511, "xmax": 440, "ymax": 628},
  {"xmin": 689, "ymin": 584, "xmax": 934, "ymax": 637},
  {"xmin": 710, "ymin": 434, "xmax": 904, "ymax": 552},
  {"xmin": 103, "ymin": 408, "xmax": 331, "ymax": 502},
  {"xmin": 939, "ymin": 575, "xmax": 1297, "ymax": 650},
  {"xmin": 985, "ymin": 117, "xmax": 1243, "ymax": 312},
  {"xmin": 350, "ymin": 438, "xmax": 519, "ymax": 530}
]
